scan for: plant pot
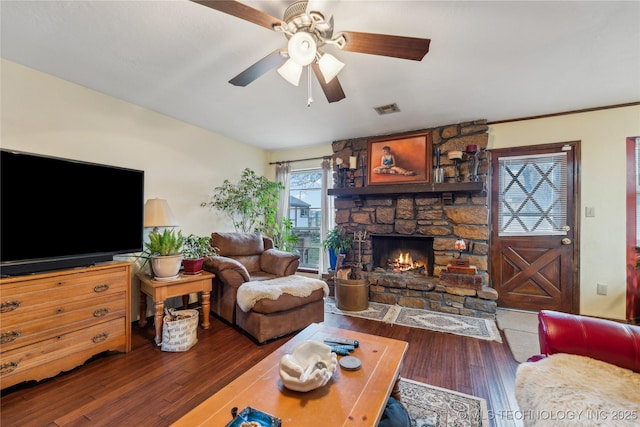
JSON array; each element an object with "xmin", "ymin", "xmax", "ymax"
[
  {"xmin": 151, "ymin": 255, "xmax": 182, "ymax": 280},
  {"xmin": 182, "ymin": 258, "xmax": 204, "ymax": 275},
  {"xmin": 328, "ymin": 249, "xmax": 347, "ymax": 271}
]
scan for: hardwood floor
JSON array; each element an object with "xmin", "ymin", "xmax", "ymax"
[{"xmin": 1, "ymin": 309, "xmax": 523, "ymax": 427}]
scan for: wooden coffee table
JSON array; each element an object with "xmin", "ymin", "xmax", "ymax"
[{"xmin": 172, "ymin": 323, "xmax": 408, "ymax": 426}]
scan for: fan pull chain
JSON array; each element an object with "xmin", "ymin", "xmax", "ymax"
[{"xmin": 307, "ymin": 66, "xmax": 313, "ymax": 107}]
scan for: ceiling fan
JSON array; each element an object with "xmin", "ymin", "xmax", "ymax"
[{"xmin": 192, "ymin": 0, "xmax": 431, "ymax": 104}]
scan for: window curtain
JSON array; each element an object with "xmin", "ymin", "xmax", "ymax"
[
  {"xmin": 275, "ymin": 162, "xmax": 291, "ymax": 228},
  {"xmin": 319, "ymin": 158, "xmax": 334, "ymax": 276}
]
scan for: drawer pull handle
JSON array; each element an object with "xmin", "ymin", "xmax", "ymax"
[
  {"xmin": 93, "ymin": 308, "xmax": 109, "ymax": 317},
  {"xmin": 92, "ymin": 333, "xmax": 109, "ymax": 343},
  {"xmin": 0, "ymin": 301, "xmax": 21, "ymax": 313},
  {"xmin": 1, "ymin": 330, "xmax": 21, "ymax": 344},
  {"xmin": 0, "ymin": 362, "xmax": 18, "ymax": 375},
  {"xmin": 94, "ymin": 284, "xmax": 110, "ymax": 293}
]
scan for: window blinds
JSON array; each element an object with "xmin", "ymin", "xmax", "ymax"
[{"xmin": 498, "ymin": 152, "xmax": 568, "ymax": 236}]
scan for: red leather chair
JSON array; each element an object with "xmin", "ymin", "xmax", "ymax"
[{"xmin": 527, "ymin": 309, "xmax": 640, "ymax": 373}]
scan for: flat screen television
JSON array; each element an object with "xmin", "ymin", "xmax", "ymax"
[{"xmin": 1, "ymin": 149, "xmax": 144, "ymax": 276}]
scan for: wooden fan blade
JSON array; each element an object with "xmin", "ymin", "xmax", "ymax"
[
  {"xmin": 311, "ymin": 63, "xmax": 346, "ymax": 103},
  {"xmin": 229, "ymin": 49, "xmax": 287, "ymax": 86},
  {"xmin": 337, "ymin": 31, "xmax": 430, "ymax": 61},
  {"xmin": 191, "ymin": 0, "xmax": 283, "ymax": 30}
]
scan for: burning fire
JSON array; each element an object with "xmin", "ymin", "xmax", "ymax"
[{"xmin": 387, "ymin": 251, "xmax": 424, "ymax": 273}]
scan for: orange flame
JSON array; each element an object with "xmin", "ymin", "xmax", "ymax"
[{"xmin": 398, "ymin": 252, "xmax": 413, "ymax": 266}]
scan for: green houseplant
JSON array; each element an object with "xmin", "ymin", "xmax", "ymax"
[
  {"xmin": 181, "ymin": 234, "xmax": 218, "ymax": 275},
  {"xmin": 140, "ymin": 229, "xmax": 185, "ymax": 279},
  {"xmin": 201, "ymin": 168, "xmax": 298, "ymax": 251},
  {"xmin": 322, "ymin": 227, "xmax": 352, "ymax": 270}
]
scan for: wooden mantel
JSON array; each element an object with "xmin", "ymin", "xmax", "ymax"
[
  {"xmin": 328, "ymin": 181, "xmax": 485, "ymax": 206},
  {"xmin": 328, "ymin": 181, "xmax": 484, "ymax": 197}
]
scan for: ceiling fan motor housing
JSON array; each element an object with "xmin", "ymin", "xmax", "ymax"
[{"xmin": 282, "ymin": 0, "xmax": 332, "ymax": 43}]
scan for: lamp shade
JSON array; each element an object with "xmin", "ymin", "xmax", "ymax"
[
  {"xmin": 454, "ymin": 238, "xmax": 467, "ymax": 251},
  {"xmin": 143, "ymin": 198, "xmax": 178, "ymax": 228},
  {"xmin": 318, "ymin": 53, "xmax": 344, "ymax": 83},
  {"xmin": 288, "ymin": 31, "xmax": 317, "ymax": 66},
  {"xmin": 448, "ymin": 150, "xmax": 463, "ymax": 160},
  {"xmin": 278, "ymin": 58, "xmax": 303, "ymax": 86}
]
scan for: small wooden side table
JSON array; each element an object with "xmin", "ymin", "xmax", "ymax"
[{"xmin": 136, "ymin": 271, "xmax": 214, "ymax": 345}]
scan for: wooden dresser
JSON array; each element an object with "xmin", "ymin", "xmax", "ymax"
[{"xmin": 0, "ymin": 261, "xmax": 132, "ymax": 389}]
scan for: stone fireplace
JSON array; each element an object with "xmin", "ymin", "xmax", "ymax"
[
  {"xmin": 328, "ymin": 120, "xmax": 498, "ymax": 319},
  {"xmin": 371, "ymin": 234, "xmax": 434, "ymax": 277}
]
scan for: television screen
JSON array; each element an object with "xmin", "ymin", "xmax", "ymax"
[{"xmin": 1, "ymin": 149, "xmax": 144, "ymax": 276}]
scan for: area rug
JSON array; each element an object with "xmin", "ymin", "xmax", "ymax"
[
  {"xmin": 324, "ymin": 299, "xmax": 502, "ymax": 343},
  {"xmin": 496, "ymin": 308, "xmax": 539, "ymax": 363},
  {"xmin": 400, "ymin": 378, "xmax": 489, "ymax": 427}
]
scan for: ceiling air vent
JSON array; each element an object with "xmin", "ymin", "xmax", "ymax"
[{"xmin": 374, "ymin": 103, "xmax": 400, "ymax": 115}]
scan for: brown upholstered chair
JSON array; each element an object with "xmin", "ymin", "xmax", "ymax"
[
  {"xmin": 204, "ymin": 232, "xmax": 327, "ymax": 343},
  {"xmin": 203, "ymin": 232, "xmax": 300, "ymax": 324}
]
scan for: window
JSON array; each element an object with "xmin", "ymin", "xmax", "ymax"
[
  {"xmin": 498, "ymin": 152, "xmax": 568, "ymax": 236},
  {"xmin": 288, "ymin": 169, "xmax": 323, "ymax": 269}
]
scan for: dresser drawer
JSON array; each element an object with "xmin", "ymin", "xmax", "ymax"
[
  {"xmin": 0, "ymin": 317, "xmax": 127, "ymax": 389},
  {"xmin": 0, "ymin": 269, "xmax": 126, "ymax": 317},
  {"xmin": 1, "ymin": 293, "xmax": 126, "ymax": 352}
]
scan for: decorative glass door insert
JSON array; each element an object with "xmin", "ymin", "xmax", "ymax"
[{"xmin": 498, "ymin": 152, "xmax": 568, "ymax": 236}]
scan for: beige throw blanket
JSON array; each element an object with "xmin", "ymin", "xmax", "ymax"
[
  {"xmin": 237, "ymin": 275, "xmax": 329, "ymax": 312},
  {"xmin": 515, "ymin": 353, "xmax": 640, "ymax": 426}
]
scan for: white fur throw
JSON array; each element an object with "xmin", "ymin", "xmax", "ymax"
[
  {"xmin": 515, "ymin": 353, "xmax": 640, "ymax": 426},
  {"xmin": 236, "ymin": 275, "xmax": 329, "ymax": 312}
]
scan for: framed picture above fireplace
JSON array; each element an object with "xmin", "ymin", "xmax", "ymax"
[{"xmin": 367, "ymin": 132, "xmax": 431, "ymax": 185}]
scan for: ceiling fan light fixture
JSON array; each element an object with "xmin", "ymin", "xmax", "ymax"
[
  {"xmin": 318, "ymin": 52, "xmax": 344, "ymax": 83},
  {"xmin": 277, "ymin": 59, "xmax": 303, "ymax": 86},
  {"xmin": 288, "ymin": 31, "xmax": 317, "ymax": 66}
]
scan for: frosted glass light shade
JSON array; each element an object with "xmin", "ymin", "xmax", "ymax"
[
  {"xmin": 278, "ymin": 59, "xmax": 303, "ymax": 86},
  {"xmin": 288, "ymin": 32, "xmax": 317, "ymax": 66},
  {"xmin": 318, "ymin": 53, "xmax": 344, "ymax": 83},
  {"xmin": 143, "ymin": 198, "xmax": 178, "ymax": 228}
]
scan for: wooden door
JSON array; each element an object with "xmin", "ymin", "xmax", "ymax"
[{"xmin": 490, "ymin": 141, "xmax": 580, "ymax": 313}]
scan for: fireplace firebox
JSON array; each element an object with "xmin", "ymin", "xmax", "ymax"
[{"xmin": 371, "ymin": 234, "xmax": 434, "ymax": 277}]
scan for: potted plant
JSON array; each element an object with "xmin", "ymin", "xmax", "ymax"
[
  {"xmin": 140, "ymin": 229, "xmax": 185, "ymax": 279},
  {"xmin": 181, "ymin": 234, "xmax": 218, "ymax": 275},
  {"xmin": 322, "ymin": 227, "xmax": 352, "ymax": 270},
  {"xmin": 201, "ymin": 168, "xmax": 298, "ymax": 252}
]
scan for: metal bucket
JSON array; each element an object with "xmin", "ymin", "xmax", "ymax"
[{"xmin": 336, "ymin": 279, "xmax": 369, "ymax": 311}]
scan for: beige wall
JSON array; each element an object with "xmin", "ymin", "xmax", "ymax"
[
  {"xmin": 1, "ymin": 59, "xmax": 267, "ymax": 236},
  {"xmin": 1, "ymin": 59, "xmax": 270, "ymax": 318},
  {"xmin": 489, "ymin": 106, "xmax": 640, "ymax": 319}
]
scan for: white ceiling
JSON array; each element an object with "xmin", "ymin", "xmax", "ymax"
[{"xmin": 2, "ymin": 1, "xmax": 639, "ymax": 151}]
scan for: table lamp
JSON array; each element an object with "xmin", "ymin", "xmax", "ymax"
[
  {"xmin": 454, "ymin": 238, "xmax": 467, "ymax": 259},
  {"xmin": 143, "ymin": 198, "xmax": 178, "ymax": 232}
]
